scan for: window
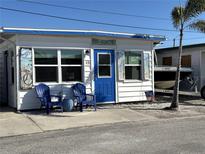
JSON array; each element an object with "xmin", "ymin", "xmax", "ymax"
[
  {"xmin": 124, "ymin": 51, "xmax": 141, "ymax": 80},
  {"xmin": 61, "ymin": 50, "xmax": 82, "ymax": 82},
  {"xmin": 34, "ymin": 49, "xmax": 58, "ymax": 82},
  {"xmin": 181, "ymin": 55, "xmax": 191, "ymax": 67},
  {"xmin": 34, "ymin": 49, "xmax": 57, "ymax": 65},
  {"xmin": 163, "ymin": 57, "xmax": 172, "ymax": 66},
  {"xmin": 34, "ymin": 49, "xmax": 82, "ymax": 83},
  {"xmin": 98, "ymin": 53, "xmax": 111, "ymax": 77},
  {"xmin": 35, "ymin": 67, "xmax": 58, "ymax": 82}
]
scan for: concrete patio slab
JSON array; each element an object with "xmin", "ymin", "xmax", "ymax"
[
  {"xmin": 23, "ymin": 108, "xmax": 154, "ymax": 131},
  {"xmin": 0, "ymin": 112, "xmax": 42, "ymax": 137}
]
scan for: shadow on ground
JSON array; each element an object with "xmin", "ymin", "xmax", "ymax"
[
  {"xmin": 1, "ymin": 94, "xmax": 204, "ymax": 117},
  {"xmin": 156, "ymin": 94, "xmax": 205, "ymax": 107},
  {"xmin": 0, "ymin": 106, "xmax": 16, "ymax": 113},
  {"xmin": 23, "ymin": 109, "xmax": 75, "ymax": 117}
]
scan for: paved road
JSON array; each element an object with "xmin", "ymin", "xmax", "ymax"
[{"xmin": 1, "ymin": 117, "xmax": 205, "ymax": 154}]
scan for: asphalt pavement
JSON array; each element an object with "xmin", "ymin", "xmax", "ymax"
[
  {"xmin": 0, "ymin": 95, "xmax": 205, "ymax": 138},
  {"xmin": 0, "ymin": 117, "xmax": 205, "ymax": 154}
]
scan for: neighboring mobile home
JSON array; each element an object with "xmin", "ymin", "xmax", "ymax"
[
  {"xmin": 156, "ymin": 43, "xmax": 205, "ymax": 90},
  {"xmin": 0, "ymin": 27, "xmax": 165, "ymax": 110}
]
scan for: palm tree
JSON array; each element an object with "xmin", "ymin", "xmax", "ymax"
[{"xmin": 170, "ymin": 0, "xmax": 205, "ymax": 110}]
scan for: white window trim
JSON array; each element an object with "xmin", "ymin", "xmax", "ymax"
[
  {"xmin": 32, "ymin": 48, "xmax": 84, "ymax": 84},
  {"xmin": 124, "ymin": 50, "xmax": 143, "ymax": 82},
  {"xmin": 34, "ymin": 65, "xmax": 58, "ymax": 67},
  {"xmin": 58, "ymin": 49, "xmax": 62, "ymax": 83},
  {"xmin": 61, "ymin": 65, "xmax": 82, "ymax": 67}
]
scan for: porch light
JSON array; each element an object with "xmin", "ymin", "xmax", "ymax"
[{"xmin": 85, "ymin": 49, "xmax": 90, "ymax": 55}]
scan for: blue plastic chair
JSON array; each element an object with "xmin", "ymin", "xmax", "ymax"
[
  {"xmin": 35, "ymin": 83, "xmax": 63, "ymax": 114},
  {"xmin": 72, "ymin": 83, "xmax": 96, "ymax": 112}
]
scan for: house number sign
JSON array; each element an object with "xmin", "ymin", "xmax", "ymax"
[{"xmin": 92, "ymin": 38, "xmax": 116, "ymax": 45}]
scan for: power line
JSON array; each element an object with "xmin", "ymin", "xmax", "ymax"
[
  {"xmin": 0, "ymin": 6, "xmax": 200, "ymax": 33},
  {"xmin": 18, "ymin": 0, "xmax": 170, "ymax": 21},
  {"xmin": 0, "ymin": 6, "xmax": 178, "ymax": 32}
]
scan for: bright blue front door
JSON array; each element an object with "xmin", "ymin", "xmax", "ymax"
[{"xmin": 94, "ymin": 49, "xmax": 115, "ymax": 103}]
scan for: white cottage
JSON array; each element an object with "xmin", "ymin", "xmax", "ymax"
[{"xmin": 0, "ymin": 27, "xmax": 165, "ymax": 110}]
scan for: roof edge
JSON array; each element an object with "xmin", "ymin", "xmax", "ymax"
[
  {"xmin": 156, "ymin": 43, "xmax": 205, "ymax": 52},
  {"xmin": 0, "ymin": 27, "xmax": 166, "ymax": 42}
]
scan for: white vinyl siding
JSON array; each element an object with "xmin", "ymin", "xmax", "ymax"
[
  {"xmin": 117, "ymin": 49, "xmax": 153, "ymax": 103},
  {"xmin": 83, "ymin": 49, "xmax": 92, "ymax": 94},
  {"xmin": 117, "ymin": 81, "xmax": 153, "ymax": 102}
]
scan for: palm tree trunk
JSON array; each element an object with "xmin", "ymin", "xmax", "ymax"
[{"xmin": 170, "ymin": 27, "xmax": 183, "ymax": 110}]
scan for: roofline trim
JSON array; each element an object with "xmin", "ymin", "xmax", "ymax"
[
  {"xmin": 0, "ymin": 27, "xmax": 166, "ymax": 41},
  {"xmin": 156, "ymin": 43, "xmax": 205, "ymax": 52},
  {"xmin": 3, "ymin": 27, "xmax": 135, "ymax": 36}
]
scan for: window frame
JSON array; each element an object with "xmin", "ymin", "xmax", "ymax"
[
  {"xmin": 97, "ymin": 53, "xmax": 112, "ymax": 78},
  {"xmin": 60, "ymin": 49, "xmax": 83, "ymax": 82},
  {"xmin": 124, "ymin": 50, "xmax": 143, "ymax": 81},
  {"xmin": 32, "ymin": 48, "xmax": 84, "ymax": 84}
]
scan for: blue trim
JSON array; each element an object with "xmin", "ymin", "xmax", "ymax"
[{"xmin": 1, "ymin": 28, "xmax": 166, "ymax": 41}]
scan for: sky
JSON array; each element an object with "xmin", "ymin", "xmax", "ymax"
[{"xmin": 0, "ymin": 0, "xmax": 205, "ymax": 49}]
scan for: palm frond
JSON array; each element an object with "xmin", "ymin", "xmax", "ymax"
[
  {"xmin": 184, "ymin": 0, "xmax": 205, "ymax": 21},
  {"xmin": 188, "ymin": 20, "xmax": 205, "ymax": 32},
  {"xmin": 171, "ymin": 6, "xmax": 184, "ymax": 29}
]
